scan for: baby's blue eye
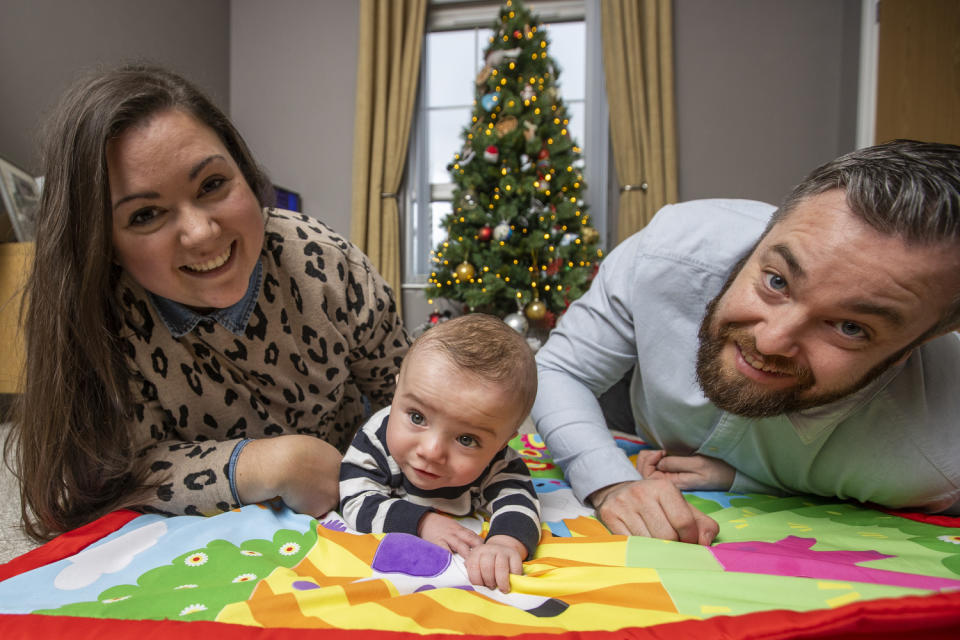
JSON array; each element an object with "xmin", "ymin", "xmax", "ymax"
[
  {"xmin": 410, "ymin": 412, "xmax": 425, "ymax": 425},
  {"xmin": 457, "ymin": 434, "xmax": 477, "ymax": 448}
]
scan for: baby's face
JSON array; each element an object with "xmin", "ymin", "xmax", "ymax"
[{"xmin": 386, "ymin": 349, "xmax": 521, "ymax": 491}]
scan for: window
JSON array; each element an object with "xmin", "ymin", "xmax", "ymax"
[{"xmin": 403, "ymin": 0, "xmax": 607, "ymax": 287}]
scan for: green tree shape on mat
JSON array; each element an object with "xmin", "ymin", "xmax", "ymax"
[{"xmin": 34, "ymin": 526, "xmax": 316, "ymax": 621}]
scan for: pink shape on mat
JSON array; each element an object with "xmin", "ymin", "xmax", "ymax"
[{"xmin": 709, "ymin": 536, "xmax": 960, "ymax": 591}]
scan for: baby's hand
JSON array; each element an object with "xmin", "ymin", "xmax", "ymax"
[
  {"xmin": 418, "ymin": 512, "xmax": 483, "ymax": 556},
  {"xmin": 464, "ymin": 535, "xmax": 526, "ymax": 593}
]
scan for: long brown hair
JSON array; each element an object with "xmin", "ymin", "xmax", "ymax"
[{"xmin": 5, "ymin": 64, "xmax": 273, "ymax": 541}]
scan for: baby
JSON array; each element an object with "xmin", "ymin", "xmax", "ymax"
[{"xmin": 339, "ymin": 313, "xmax": 541, "ymax": 593}]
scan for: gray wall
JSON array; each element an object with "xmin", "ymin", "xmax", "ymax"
[
  {"xmin": 0, "ymin": 0, "xmax": 230, "ymax": 175},
  {"xmin": 230, "ymin": 0, "xmax": 360, "ymax": 238},
  {"xmin": 673, "ymin": 0, "xmax": 861, "ymax": 206}
]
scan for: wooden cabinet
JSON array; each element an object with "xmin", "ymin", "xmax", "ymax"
[{"xmin": 0, "ymin": 243, "xmax": 32, "ymax": 394}]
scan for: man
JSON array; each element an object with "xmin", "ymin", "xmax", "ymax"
[{"xmin": 532, "ymin": 140, "xmax": 960, "ymax": 545}]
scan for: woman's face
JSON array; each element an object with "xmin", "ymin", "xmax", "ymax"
[{"xmin": 107, "ymin": 108, "xmax": 264, "ymax": 310}]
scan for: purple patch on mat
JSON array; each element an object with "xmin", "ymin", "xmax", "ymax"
[
  {"xmin": 293, "ymin": 580, "xmax": 321, "ymax": 590},
  {"xmin": 371, "ymin": 532, "xmax": 452, "ymax": 577},
  {"xmin": 320, "ymin": 519, "xmax": 348, "ymax": 532}
]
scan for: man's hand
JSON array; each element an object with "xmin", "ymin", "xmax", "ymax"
[
  {"xmin": 589, "ymin": 479, "xmax": 718, "ymax": 545},
  {"xmin": 635, "ymin": 449, "xmax": 735, "ymax": 491},
  {"xmin": 418, "ymin": 512, "xmax": 484, "ymax": 557},
  {"xmin": 235, "ymin": 435, "xmax": 342, "ymax": 516},
  {"xmin": 464, "ymin": 535, "xmax": 526, "ymax": 592}
]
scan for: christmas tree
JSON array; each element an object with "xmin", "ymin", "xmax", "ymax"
[{"xmin": 425, "ymin": 0, "xmax": 602, "ymax": 336}]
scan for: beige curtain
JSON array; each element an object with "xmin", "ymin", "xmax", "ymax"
[
  {"xmin": 601, "ymin": 0, "xmax": 678, "ymax": 242},
  {"xmin": 350, "ymin": 0, "xmax": 427, "ymax": 314}
]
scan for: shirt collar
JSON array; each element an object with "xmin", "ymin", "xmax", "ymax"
[{"xmin": 148, "ymin": 259, "xmax": 263, "ymax": 338}]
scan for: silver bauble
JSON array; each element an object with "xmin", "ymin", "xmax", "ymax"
[{"xmin": 503, "ymin": 312, "xmax": 529, "ymax": 335}]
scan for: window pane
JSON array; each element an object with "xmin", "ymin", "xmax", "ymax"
[
  {"xmin": 566, "ymin": 101, "xmax": 585, "ymax": 157},
  {"xmin": 430, "ymin": 201, "xmax": 451, "ymax": 248},
  {"xmin": 428, "ymin": 107, "xmax": 471, "ymax": 184},
  {"xmin": 427, "ymin": 29, "xmax": 492, "ymax": 108},
  {"xmin": 544, "ymin": 22, "xmax": 585, "ymax": 100}
]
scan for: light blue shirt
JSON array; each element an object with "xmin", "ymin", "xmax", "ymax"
[{"xmin": 532, "ymin": 199, "xmax": 960, "ymax": 514}]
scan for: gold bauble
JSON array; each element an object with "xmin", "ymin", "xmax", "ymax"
[
  {"xmin": 455, "ymin": 262, "xmax": 476, "ymax": 281},
  {"xmin": 581, "ymin": 226, "xmax": 599, "ymax": 244},
  {"xmin": 525, "ymin": 299, "xmax": 547, "ymax": 321}
]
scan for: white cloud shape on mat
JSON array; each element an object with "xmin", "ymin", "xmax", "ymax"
[{"xmin": 54, "ymin": 520, "xmax": 168, "ymax": 590}]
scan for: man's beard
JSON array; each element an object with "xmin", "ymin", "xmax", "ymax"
[{"xmin": 694, "ymin": 263, "xmax": 912, "ymax": 418}]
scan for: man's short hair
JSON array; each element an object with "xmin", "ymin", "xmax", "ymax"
[
  {"xmin": 768, "ymin": 139, "xmax": 960, "ymax": 333},
  {"xmin": 404, "ymin": 313, "xmax": 538, "ymax": 422}
]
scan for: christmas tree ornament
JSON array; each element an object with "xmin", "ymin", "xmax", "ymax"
[
  {"xmin": 520, "ymin": 154, "xmax": 532, "ymax": 171},
  {"xmin": 521, "ymin": 84, "xmax": 535, "ymax": 101},
  {"xmin": 455, "ymin": 261, "xmax": 476, "ymax": 281},
  {"xmin": 459, "ymin": 147, "xmax": 476, "ymax": 166},
  {"xmin": 560, "ymin": 232, "xmax": 578, "ymax": 246},
  {"xmin": 476, "ymin": 65, "xmax": 492, "ymax": 86},
  {"xmin": 484, "ymin": 145, "xmax": 500, "ymax": 163},
  {"xmin": 480, "ymin": 93, "xmax": 499, "ymax": 112},
  {"xmin": 537, "ymin": 148, "xmax": 550, "ymax": 170},
  {"xmin": 581, "ymin": 226, "xmax": 599, "ymax": 245},
  {"xmin": 495, "ymin": 115, "xmax": 518, "ymax": 137},
  {"xmin": 493, "ymin": 221, "xmax": 512, "ymax": 241},
  {"xmin": 478, "ymin": 225, "xmax": 493, "ymax": 242},
  {"xmin": 460, "ymin": 190, "xmax": 479, "ymax": 210},
  {"xmin": 429, "ymin": 310, "xmax": 452, "ymax": 326},
  {"xmin": 523, "ymin": 121, "xmax": 538, "ymax": 141},
  {"xmin": 503, "ymin": 312, "xmax": 529, "ymax": 335},
  {"xmin": 486, "ymin": 46, "xmax": 522, "ymax": 66},
  {"xmin": 525, "ymin": 299, "xmax": 547, "ymax": 321}
]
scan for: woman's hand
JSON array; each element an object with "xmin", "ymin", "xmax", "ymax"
[
  {"xmin": 635, "ymin": 449, "xmax": 735, "ymax": 491},
  {"xmin": 235, "ymin": 435, "xmax": 342, "ymax": 516}
]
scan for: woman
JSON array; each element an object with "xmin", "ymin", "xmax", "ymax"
[{"xmin": 8, "ymin": 65, "xmax": 410, "ymax": 540}]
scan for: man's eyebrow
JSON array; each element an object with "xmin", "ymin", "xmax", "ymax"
[
  {"xmin": 771, "ymin": 243, "xmax": 805, "ymax": 279},
  {"xmin": 844, "ymin": 300, "xmax": 906, "ymax": 328}
]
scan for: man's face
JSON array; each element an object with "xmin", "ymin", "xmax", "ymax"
[{"xmin": 696, "ymin": 189, "xmax": 960, "ymax": 417}]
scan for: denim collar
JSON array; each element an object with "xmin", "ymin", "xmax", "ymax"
[{"xmin": 148, "ymin": 259, "xmax": 263, "ymax": 338}]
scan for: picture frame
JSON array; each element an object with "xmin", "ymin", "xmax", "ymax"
[{"xmin": 0, "ymin": 156, "xmax": 41, "ymax": 242}]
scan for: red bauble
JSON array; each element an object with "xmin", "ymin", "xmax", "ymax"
[{"xmin": 478, "ymin": 225, "xmax": 493, "ymax": 242}]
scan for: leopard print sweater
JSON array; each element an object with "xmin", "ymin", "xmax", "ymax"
[{"xmin": 116, "ymin": 209, "xmax": 410, "ymax": 516}]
